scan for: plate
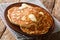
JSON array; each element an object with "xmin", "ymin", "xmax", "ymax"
[{"xmin": 4, "ymin": 2, "xmax": 55, "ymax": 37}]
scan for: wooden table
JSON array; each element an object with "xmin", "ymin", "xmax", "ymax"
[{"xmin": 1, "ymin": 0, "xmax": 60, "ymax": 40}]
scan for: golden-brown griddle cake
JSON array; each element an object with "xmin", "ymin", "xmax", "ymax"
[{"xmin": 5, "ymin": 3, "xmax": 54, "ymax": 36}]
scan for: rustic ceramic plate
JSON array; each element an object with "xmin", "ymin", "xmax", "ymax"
[{"xmin": 4, "ymin": 2, "xmax": 55, "ymax": 37}]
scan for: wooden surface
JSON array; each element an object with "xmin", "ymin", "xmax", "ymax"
[
  {"xmin": 52, "ymin": 0, "xmax": 60, "ymax": 21},
  {"xmin": 40, "ymin": 0, "xmax": 55, "ymax": 13},
  {"xmin": 0, "ymin": 28, "xmax": 16, "ymax": 40},
  {"xmin": 0, "ymin": 0, "xmax": 60, "ymax": 40},
  {"xmin": 0, "ymin": 18, "xmax": 6, "ymax": 38}
]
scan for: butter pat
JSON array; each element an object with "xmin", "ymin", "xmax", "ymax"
[
  {"xmin": 19, "ymin": 4, "xmax": 28, "ymax": 9},
  {"xmin": 28, "ymin": 14, "xmax": 37, "ymax": 22},
  {"xmin": 39, "ymin": 12, "xmax": 44, "ymax": 15}
]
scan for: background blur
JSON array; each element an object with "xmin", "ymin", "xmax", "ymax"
[{"xmin": 0, "ymin": 0, "xmax": 60, "ymax": 40}]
